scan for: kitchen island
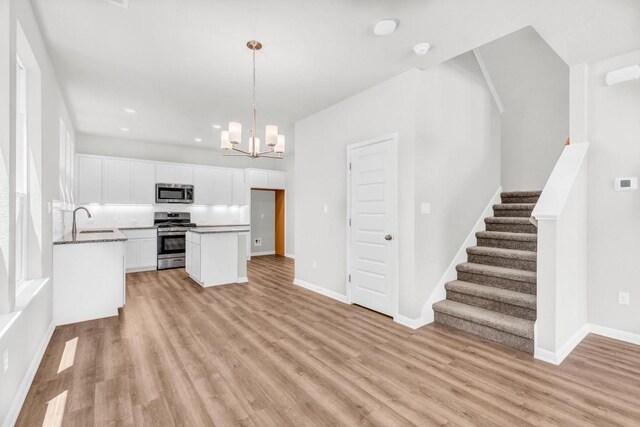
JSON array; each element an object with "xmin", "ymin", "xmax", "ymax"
[
  {"xmin": 53, "ymin": 228, "xmax": 127, "ymax": 325},
  {"xmin": 186, "ymin": 225, "xmax": 250, "ymax": 287}
]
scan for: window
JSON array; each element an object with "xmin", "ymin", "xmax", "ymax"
[{"xmin": 15, "ymin": 57, "xmax": 28, "ymax": 285}]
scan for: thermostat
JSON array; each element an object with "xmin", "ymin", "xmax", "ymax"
[{"xmin": 615, "ymin": 177, "xmax": 638, "ymax": 191}]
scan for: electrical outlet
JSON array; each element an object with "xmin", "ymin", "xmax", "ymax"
[
  {"xmin": 254, "ymin": 238, "xmax": 262, "ymax": 247},
  {"xmin": 421, "ymin": 203, "xmax": 431, "ymax": 214},
  {"xmin": 313, "ymin": 260, "xmax": 317, "ymax": 269},
  {"xmin": 618, "ymin": 292, "xmax": 630, "ymax": 305},
  {"xmin": 2, "ymin": 349, "xmax": 8, "ymax": 373}
]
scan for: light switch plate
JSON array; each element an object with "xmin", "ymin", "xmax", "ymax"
[
  {"xmin": 421, "ymin": 203, "xmax": 431, "ymax": 214},
  {"xmin": 618, "ymin": 291, "xmax": 630, "ymax": 305},
  {"xmin": 2, "ymin": 349, "xmax": 8, "ymax": 373},
  {"xmin": 615, "ymin": 177, "xmax": 638, "ymax": 191},
  {"xmin": 323, "ymin": 204, "xmax": 328, "ymax": 213}
]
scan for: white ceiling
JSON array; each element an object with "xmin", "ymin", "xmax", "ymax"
[{"xmin": 32, "ymin": 0, "xmax": 640, "ymax": 151}]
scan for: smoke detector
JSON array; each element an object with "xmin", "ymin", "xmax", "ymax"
[
  {"xmin": 373, "ymin": 19, "xmax": 398, "ymax": 36},
  {"xmin": 413, "ymin": 42, "xmax": 431, "ymax": 56},
  {"xmin": 105, "ymin": 0, "xmax": 130, "ymax": 9}
]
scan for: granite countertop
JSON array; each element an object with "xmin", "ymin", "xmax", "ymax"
[
  {"xmin": 118, "ymin": 225, "xmax": 157, "ymax": 230},
  {"xmin": 53, "ymin": 228, "xmax": 128, "ymax": 245},
  {"xmin": 189, "ymin": 225, "xmax": 251, "ymax": 234}
]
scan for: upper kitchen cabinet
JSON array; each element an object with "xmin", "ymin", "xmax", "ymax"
[
  {"xmin": 232, "ymin": 169, "xmax": 245, "ymax": 205},
  {"xmin": 245, "ymin": 169, "xmax": 286, "ymax": 190},
  {"xmin": 156, "ymin": 163, "xmax": 194, "ymax": 185},
  {"xmin": 131, "ymin": 162, "xmax": 155, "ymax": 204},
  {"xmin": 104, "ymin": 159, "xmax": 155, "ymax": 204},
  {"xmin": 76, "ymin": 155, "xmax": 103, "ymax": 204},
  {"xmin": 193, "ymin": 167, "xmax": 215, "ymax": 205},
  {"xmin": 103, "ymin": 159, "xmax": 132, "ymax": 204},
  {"xmin": 212, "ymin": 169, "xmax": 233, "ymax": 205}
]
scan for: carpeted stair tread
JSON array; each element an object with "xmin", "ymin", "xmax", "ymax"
[
  {"xmin": 485, "ymin": 217, "xmax": 534, "ymax": 225},
  {"xmin": 476, "ymin": 231, "xmax": 537, "ymax": 242},
  {"xmin": 493, "ymin": 203, "xmax": 536, "ymax": 211},
  {"xmin": 467, "ymin": 246, "xmax": 536, "ymax": 261},
  {"xmin": 500, "ymin": 191, "xmax": 542, "ymax": 198},
  {"xmin": 457, "ymin": 262, "xmax": 536, "ymax": 284},
  {"xmin": 445, "ymin": 280, "xmax": 536, "ymax": 309},
  {"xmin": 433, "ymin": 300, "xmax": 534, "ymax": 339}
]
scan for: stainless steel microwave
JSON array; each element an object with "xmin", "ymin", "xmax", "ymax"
[{"xmin": 155, "ymin": 183, "xmax": 194, "ymax": 204}]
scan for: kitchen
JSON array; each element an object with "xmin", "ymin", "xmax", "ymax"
[{"xmin": 52, "ymin": 154, "xmax": 286, "ymax": 326}]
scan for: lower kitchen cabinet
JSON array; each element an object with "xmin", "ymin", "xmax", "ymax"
[{"xmin": 122, "ymin": 228, "xmax": 157, "ymax": 272}]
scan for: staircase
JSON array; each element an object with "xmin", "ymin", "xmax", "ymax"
[{"xmin": 433, "ymin": 191, "xmax": 540, "ymax": 353}]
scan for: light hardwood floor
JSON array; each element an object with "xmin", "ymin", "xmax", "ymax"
[{"xmin": 17, "ymin": 255, "xmax": 640, "ymax": 426}]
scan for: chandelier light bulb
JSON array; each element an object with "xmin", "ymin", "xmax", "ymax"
[
  {"xmin": 220, "ymin": 130, "xmax": 231, "ymax": 150},
  {"xmin": 265, "ymin": 125, "xmax": 278, "ymax": 147},
  {"xmin": 275, "ymin": 134, "xmax": 285, "ymax": 154},
  {"xmin": 229, "ymin": 122, "xmax": 241, "ymax": 144}
]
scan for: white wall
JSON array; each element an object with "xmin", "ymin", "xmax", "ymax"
[
  {"xmin": 295, "ymin": 69, "xmax": 419, "ymax": 310},
  {"xmin": 0, "ymin": 0, "xmax": 75, "ymax": 424},
  {"xmin": 586, "ymin": 49, "xmax": 640, "ymax": 335},
  {"xmin": 413, "ymin": 52, "xmax": 502, "ymax": 318},
  {"xmin": 250, "ymin": 190, "xmax": 275, "ymax": 254},
  {"xmin": 77, "ymin": 133, "xmax": 287, "ymax": 171},
  {"xmin": 479, "ymin": 27, "xmax": 569, "ymax": 191},
  {"xmin": 295, "ymin": 58, "xmax": 501, "ymax": 319}
]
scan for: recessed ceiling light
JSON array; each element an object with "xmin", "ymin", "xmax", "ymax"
[
  {"xmin": 120, "ymin": 127, "xmax": 130, "ymax": 132},
  {"xmin": 413, "ymin": 42, "xmax": 431, "ymax": 56},
  {"xmin": 212, "ymin": 124, "xmax": 221, "ymax": 129},
  {"xmin": 123, "ymin": 107, "xmax": 136, "ymax": 113},
  {"xmin": 373, "ymin": 19, "xmax": 398, "ymax": 36},
  {"xmin": 194, "ymin": 138, "xmax": 203, "ymax": 142}
]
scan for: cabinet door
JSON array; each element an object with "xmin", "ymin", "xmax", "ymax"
[
  {"xmin": 193, "ymin": 168, "xmax": 215, "ymax": 205},
  {"xmin": 185, "ymin": 241, "xmax": 192, "ymax": 275},
  {"xmin": 232, "ymin": 169, "xmax": 246, "ymax": 205},
  {"xmin": 132, "ymin": 162, "xmax": 155, "ymax": 204},
  {"xmin": 192, "ymin": 243, "xmax": 201, "ymax": 281},
  {"xmin": 157, "ymin": 164, "xmax": 194, "ymax": 185},
  {"xmin": 76, "ymin": 156, "xmax": 103, "ymax": 204},
  {"xmin": 212, "ymin": 169, "xmax": 233, "ymax": 205},
  {"xmin": 247, "ymin": 170, "xmax": 268, "ymax": 189},
  {"xmin": 125, "ymin": 239, "xmax": 141, "ymax": 271},
  {"xmin": 268, "ymin": 171, "xmax": 285, "ymax": 190},
  {"xmin": 104, "ymin": 159, "xmax": 132, "ymax": 204},
  {"xmin": 139, "ymin": 238, "xmax": 157, "ymax": 269}
]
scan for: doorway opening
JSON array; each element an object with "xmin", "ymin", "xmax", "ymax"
[{"xmin": 250, "ymin": 189, "xmax": 285, "ymax": 257}]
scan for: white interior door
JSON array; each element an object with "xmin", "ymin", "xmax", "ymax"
[{"xmin": 348, "ymin": 135, "xmax": 397, "ymax": 316}]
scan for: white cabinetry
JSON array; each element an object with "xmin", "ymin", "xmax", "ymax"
[
  {"xmin": 232, "ymin": 169, "xmax": 245, "ymax": 205},
  {"xmin": 212, "ymin": 169, "xmax": 233, "ymax": 205},
  {"xmin": 157, "ymin": 164, "xmax": 193, "ymax": 185},
  {"xmin": 104, "ymin": 159, "xmax": 132, "ymax": 204},
  {"xmin": 122, "ymin": 228, "xmax": 157, "ymax": 272},
  {"xmin": 246, "ymin": 169, "xmax": 286, "ymax": 190},
  {"xmin": 76, "ymin": 155, "xmax": 103, "ymax": 204},
  {"xmin": 185, "ymin": 232, "xmax": 201, "ymax": 281},
  {"xmin": 186, "ymin": 230, "xmax": 247, "ymax": 287},
  {"xmin": 132, "ymin": 162, "xmax": 156, "ymax": 204},
  {"xmin": 193, "ymin": 167, "xmax": 215, "ymax": 205}
]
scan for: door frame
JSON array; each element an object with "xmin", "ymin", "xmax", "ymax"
[{"xmin": 346, "ymin": 133, "xmax": 399, "ymax": 317}]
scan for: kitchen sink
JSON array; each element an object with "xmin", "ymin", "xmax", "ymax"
[{"xmin": 79, "ymin": 229, "xmax": 114, "ymax": 234}]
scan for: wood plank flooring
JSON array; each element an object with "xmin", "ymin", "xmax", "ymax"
[{"xmin": 16, "ymin": 255, "xmax": 640, "ymax": 426}]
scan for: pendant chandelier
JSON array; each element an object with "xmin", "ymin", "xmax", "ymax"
[{"xmin": 220, "ymin": 40, "xmax": 285, "ymax": 159}]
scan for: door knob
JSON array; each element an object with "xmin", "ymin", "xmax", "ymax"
[{"xmin": 385, "ymin": 234, "xmax": 393, "ymax": 241}]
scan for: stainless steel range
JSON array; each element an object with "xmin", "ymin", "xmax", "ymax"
[{"xmin": 154, "ymin": 212, "xmax": 196, "ymax": 270}]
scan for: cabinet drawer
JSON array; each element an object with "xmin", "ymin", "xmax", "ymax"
[{"xmin": 121, "ymin": 228, "xmax": 157, "ymax": 239}]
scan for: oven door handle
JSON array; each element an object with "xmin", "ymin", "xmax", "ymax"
[{"xmin": 158, "ymin": 231, "xmax": 186, "ymax": 237}]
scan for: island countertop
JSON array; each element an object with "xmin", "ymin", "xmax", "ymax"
[
  {"xmin": 188, "ymin": 225, "xmax": 250, "ymax": 234},
  {"xmin": 53, "ymin": 228, "xmax": 128, "ymax": 245}
]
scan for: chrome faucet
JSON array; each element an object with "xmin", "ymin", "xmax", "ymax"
[{"xmin": 72, "ymin": 207, "xmax": 92, "ymax": 236}]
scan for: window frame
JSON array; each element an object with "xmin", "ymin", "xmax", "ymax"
[{"xmin": 15, "ymin": 56, "xmax": 28, "ymax": 291}]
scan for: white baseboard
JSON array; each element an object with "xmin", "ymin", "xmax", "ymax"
[
  {"xmin": 420, "ymin": 186, "xmax": 503, "ymax": 323},
  {"xmin": 535, "ymin": 323, "xmax": 640, "ymax": 365},
  {"xmin": 535, "ymin": 324, "xmax": 590, "ymax": 365},
  {"xmin": 589, "ymin": 323, "xmax": 640, "ymax": 345},
  {"xmin": 394, "ymin": 314, "xmax": 430, "ymax": 330},
  {"xmin": 285, "ymin": 253, "xmax": 295, "ymax": 259},
  {"xmin": 237, "ymin": 276, "xmax": 249, "ymax": 283},
  {"xmin": 3, "ymin": 322, "xmax": 55, "ymax": 427},
  {"xmin": 293, "ymin": 278, "xmax": 350, "ymax": 304},
  {"xmin": 251, "ymin": 250, "xmax": 276, "ymax": 256}
]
